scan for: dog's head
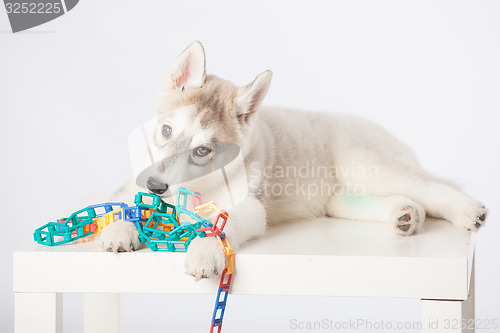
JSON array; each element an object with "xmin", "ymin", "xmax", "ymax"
[{"xmin": 139, "ymin": 41, "xmax": 272, "ymax": 196}]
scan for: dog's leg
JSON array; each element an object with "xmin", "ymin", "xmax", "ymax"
[
  {"xmin": 332, "ymin": 146, "xmax": 487, "ymax": 233},
  {"xmin": 99, "ymin": 180, "xmax": 145, "ymax": 252},
  {"xmin": 388, "ymin": 177, "xmax": 488, "ymax": 232},
  {"xmin": 330, "ymin": 115, "xmax": 487, "ymax": 233},
  {"xmin": 326, "ymin": 194, "xmax": 425, "ymax": 236},
  {"xmin": 338, "ymin": 166, "xmax": 487, "ymax": 232},
  {"xmin": 184, "ymin": 193, "xmax": 267, "ymax": 280},
  {"xmin": 100, "ymin": 221, "xmax": 142, "ymax": 252}
]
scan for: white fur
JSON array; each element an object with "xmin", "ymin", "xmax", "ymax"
[
  {"xmin": 100, "ymin": 42, "xmax": 487, "ymax": 279},
  {"xmin": 100, "ymin": 220, "xmax": 141, "ymax": 253}
]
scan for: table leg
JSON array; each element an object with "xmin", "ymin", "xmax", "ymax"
[
  {"xmin": 15, "ymin": 292, "xmax": 62, "ymax": 333},
  {"xmin": 421, "ymin": 260, "xmax": 475, "ymax": 332},
  {"xmin": 84, "ymin": 293, "xmax": 120, "ymax": 333}
]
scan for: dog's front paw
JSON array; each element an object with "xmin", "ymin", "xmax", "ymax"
[
  {"xmin": 99, "ymin": 221, "xmax": 141, "ymax": 253},
  {"xmin": 453, "ymin": 200, "xmax": 487, "ymax": 231},
  {"xmin": 390, "ymin": 204, "xmax": 425, "ymax": 236},
  {"xmin": 185, "ymin": 237, "xmax": 225, "ymax": 280}
]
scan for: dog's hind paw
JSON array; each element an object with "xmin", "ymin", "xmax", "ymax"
[
  {"xmin": 99, "ymin": 221, "xmax": 141, "ymax": 253},
  {"xmin": 390, "ymin": 204, "xmax": 425, "ymax": 236},
  {"xmin": 453, "ymin": 200, "xmax": 487, "ymax": 232},
  {"xmin": 185, "ymin": 237, "xmax": 225, "ymax": 280}
]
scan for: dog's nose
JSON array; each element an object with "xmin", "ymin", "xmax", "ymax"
[{"xmin": 147, "ymin": 177, "xmax": 168, "ymax": 195}]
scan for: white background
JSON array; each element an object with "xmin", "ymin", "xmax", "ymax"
[{"xmin": 1, "ymin": 1, "xmax": 499, "ymax": 332}]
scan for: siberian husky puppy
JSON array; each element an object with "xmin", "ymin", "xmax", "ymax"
[{"xmin": 100, "ymin": 41, "xmax": 487, "ymax": 280}]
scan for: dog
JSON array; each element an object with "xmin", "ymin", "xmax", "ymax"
[{"xmin": 100, "ymin": 41, "xmax": 487, "ymax": 280}]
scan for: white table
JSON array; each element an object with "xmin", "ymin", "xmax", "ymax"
[{"xmin": 14, "ymin": 214, "xmax": 475, "ymax": 333}]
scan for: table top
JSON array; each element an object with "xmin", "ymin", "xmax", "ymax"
[{"xmin": 13, "ymin": 193, "xmax": 475, "ymax": 300}]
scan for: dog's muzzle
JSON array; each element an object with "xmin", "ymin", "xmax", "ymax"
[{"xmin": 147, "ymin": 177, "xmax": 168, "ymax": 195}]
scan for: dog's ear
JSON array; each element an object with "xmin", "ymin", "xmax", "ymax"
[
  {"xmin": 165, "ymin": 41, "xmax": 206, "ymax": 91},
  {"xmin": 235, "ymin": 70, "xmax": 272, "ymax": 126}
]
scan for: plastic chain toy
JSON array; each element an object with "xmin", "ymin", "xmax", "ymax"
[{"xmin": 33, "ymin": 187, "xmax": 234, "ymax": 333}]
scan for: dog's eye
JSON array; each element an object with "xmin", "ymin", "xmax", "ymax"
[
  {"xmin": 162, "ymin": 125, "xmax": 172, "ymax": 138},
  {"xmin": 194, "ymin": 145, "xmax": 211, "ymax": 157}
]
